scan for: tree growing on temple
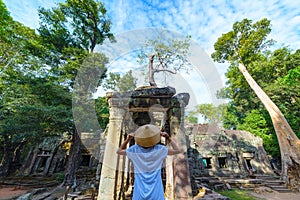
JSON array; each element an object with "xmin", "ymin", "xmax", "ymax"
[
  {"xmin": 138, "ymin": 34, "xmax": 191, "ymax": 86},
  {"xmin": 212, "ymin": 18, "xmax": 300, "ymax": 189}
]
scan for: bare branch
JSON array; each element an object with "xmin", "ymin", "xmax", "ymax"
[{"xmin": 154, "ymin": 69, "xmax": 176, "ymax": 74}]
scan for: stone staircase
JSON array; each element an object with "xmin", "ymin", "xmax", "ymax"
[
  {"xmin": 255, "ymin": 174, "xmax": 292, "ymax": 193},
  {"xmin": 192, "ymin": 176, "xmax": 232, "ymax": 199},
  {"xmin": 197, "ymin": 174, "xmax": 293, "ymax": 193},
  {"xmin": 191, "ymin": 174, "xmax": 295, "ymax": 199}
]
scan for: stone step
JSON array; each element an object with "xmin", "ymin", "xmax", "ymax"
[
  {"xmin": 265, "ymin": 180, "xmax": 285, "ymax": 185},
  {"xmin": 254, "ymin": 175, "xmax": 281, "ymax": 180},
  {"xmin": 194, "ymin": 194, "xmax": 231, "ymax": 200},
  {"xmin": 194, "ymin": 177, "xmax": 220, "ymax": 182},
  {"xmin": 270, "ymin": 185, "xmax": 287, "ymax": 189},
  {"xmin": 214, "ymin": 184, "xmax": 226, "ymax": 190},
  {"xmin": 74, "ymin": 195, "xmax": 93, "ymax": 200},
  {"xmin": 269, "ymin": 185, "xmax": 292, "ymax": 193},
  {"xmin": 224, "ymin": 178, "xmax": 262, "ymax": 185},
  {"xmin": 272, "ymin": 188, "xmax": 293, "ymax": 193}
]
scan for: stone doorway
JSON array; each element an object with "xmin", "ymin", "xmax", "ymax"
[
  {"xmin": 218, "ymin": 157, "xmax": 227, "ymax": 169},
  {"xmin": 203, "ymin": 157, "xmax": 212, "ymax": 169}
]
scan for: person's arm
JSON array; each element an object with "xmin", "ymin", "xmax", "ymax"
[
  {"xmin": 161, "ymin": 132, "xmax": 181, "ymax": 155},
  {"xmin": 116, "ymin": 133, "xmax": 134, "ymax": 155}
]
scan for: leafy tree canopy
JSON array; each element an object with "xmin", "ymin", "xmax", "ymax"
[{"xmin": 38, "ymin": 0, "xmax": 115, "ymax": 53}]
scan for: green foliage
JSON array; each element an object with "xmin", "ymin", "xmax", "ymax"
[
  {"xmin": 280, "ymin": 65, "xmax": 300, "ymax": 87},
  {"xmin": 222, "ymin": 103, "xmax": 240, "ymax": 130},
  {"xmin": 264, "ymin": 83, "xmax": 300, "ymax": 139},
  {"xmin": 38, "ymin": 0, "xmax": 115, "ymax": 53},
  {"xmin": 191, "ymin": 103, "xmax": 227, "ymax": 124},
  {"xmin": 138, "ymin": 34, "xmax": 191, "ymax": 70},
  {"xmin": 237, "ymin": 110, "xmax": 269, "ymax": 138},
  {"xmin": 55, "ymin": 172, "xmax": 65, "ymax": 182},
  {"xmin": 0, "ymin": 75, "xmax": 72, "ymax": 145},
  {"xmin": 0, "ymin": 0, "xmax": 114, "ymax": 175},
  {"xmin": 0, "ymin": 5, "xmax": 71, "ymax": 154},
  {"xmin": 211, "ymin": 18, "xmax": 300, "ymax": 156},
  {"xmin": 236, "ymin": 109, "xmax": 279, "ymax": 155},
  {"xmin": 95, "ymin": 97, "xmax": 109, "ymax": 129},
  {"xmin": 37, "ymin": 0, "xmax": 115, "ymax": 88},
  {"xmin": 186, "ymin": 114, "xmax": 198, "ymax": 124},
  {"xmin": 0, "ymin": 0, "xmax": 12, "ymax": 39},
  {"xmin": 211, "ymin": 18, "xmax": 274, "ymax": 65},
  {"xmin": 74, "ymin": 52, "xmax": 109, "ymax": 95},
  {"xmin": 138, "ymin": 32, "xmax": 192, "ymax": 85},
  {"xmin": 0, "ymin": 7, "xmax": 40, "ymax": 74},
  {"xmin": 103, "ymin": 70, "xmax": 137, "ymax": 92}
]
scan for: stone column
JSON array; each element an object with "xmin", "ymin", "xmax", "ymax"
[
  {"xmin": 171, "ymin": 93, "xmax": 192, "ymax": 199},
  {"xmin": 164, "ymin": 110, "xmax": 174, "ymax": 199},
  {"xmin": 165, "ymin": 156, "xmax": 175, "ymax": 199},
  {"xmin": 98, "ymin": 93, "xmax": 129, "ymax": 200}
]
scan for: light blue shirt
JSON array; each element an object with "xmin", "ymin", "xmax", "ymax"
[{"xmin": 126, "ymin": 144, "xmax": 168, "ymax": 200}]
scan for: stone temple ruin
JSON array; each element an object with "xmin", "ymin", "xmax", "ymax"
[
  {"xmin": 16, "ymin": 86, "xmax": 278, "ymax": 199},
  {"xmin": 98, "ymin": 86, "xmax": 192, "ymax": 199},
  {"xmin": 186, "ymin": 124, "xmax": 273, "ymax": 178},
  {"xmin": 185, "ymin": 124, "xmax": 276, "ymax": 193},
  {"xmin": 97, "ymin": 86, "xmax": 276, "ymax": 199}
]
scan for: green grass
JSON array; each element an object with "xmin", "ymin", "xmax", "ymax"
[{"xmin": 216, "ymin": 189, "xmax": 265, "ymax": 200}]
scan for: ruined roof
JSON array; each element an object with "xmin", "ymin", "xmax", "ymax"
[
  {"xmin": 223, "ymin": 130, "xmax": 263, "ymax": 144},
  {"xmin": 187, "ymin": 124, "xmax": 264, "ymax": 156}
]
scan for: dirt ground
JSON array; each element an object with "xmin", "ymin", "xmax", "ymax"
[
  {"xmin": 1, "ymin": 186, "xmax": 300, "ymax": 200},
  {"xmin": 0, "ymin": 186, "xmax": 66, "ymax": 200},
  {"xmin": 0, "ymin": 187, "xmax": 30, "ymax": 200},
  {"xmin": 250, "ymin": 191, "xmax": 300, "ymax": 200}
]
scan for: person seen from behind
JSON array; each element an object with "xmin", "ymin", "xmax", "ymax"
[{"xmin": 117, "ymin": 124, "xmax": 181, "ymax": 200}]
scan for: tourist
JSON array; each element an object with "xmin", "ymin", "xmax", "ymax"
[{"xmin": 116, "ymin": 124, "xmax": 181, "ymax": 200}]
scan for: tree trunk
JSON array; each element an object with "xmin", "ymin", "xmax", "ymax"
[
  {"xmin": 0, "ymin": 141, "xmax": 14, "ymax": 176},
  {"xmin": 62, "ymin": 130, "xmax": 81, "ymax": 188},
  {"xmin": 148, "ymin": 54, "xmax": 157, "ymax": 86},
  {"xmin": 238, "ymin": 63, "xmax": 300, "ymax": 189}
]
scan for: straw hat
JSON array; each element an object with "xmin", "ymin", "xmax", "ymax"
[{"xmin": 134, "ymin": 124, "xmax": 161, "ymax": 147}]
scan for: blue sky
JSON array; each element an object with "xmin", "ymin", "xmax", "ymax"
[
  {"xmin": 3, "ymin": 0, "xmax": 300, "ymax": 109},
  {"xmin": 4, "ymin": 0, "xmax": 300, "ymax": 52}
]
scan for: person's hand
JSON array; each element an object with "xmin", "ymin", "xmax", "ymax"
[
  {"xmin": 127, "ymin": 132, "xmax": 135, "ymax": 140},
  {"xmin": 161, "ymin": 132, "xmax": 169, "ymax": 138}
]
